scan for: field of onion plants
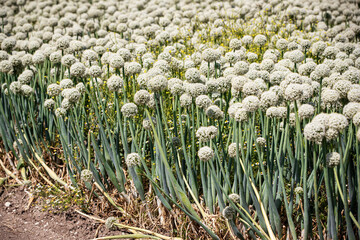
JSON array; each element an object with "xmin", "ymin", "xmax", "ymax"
[{"xmin": 1, "ymin": 0, "xmax": 360, "ymax": 239}]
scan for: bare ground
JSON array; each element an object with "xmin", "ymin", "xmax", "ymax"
[{"xmin": 0, "ymin": 186, "xmax": 130, "ymax": 240}]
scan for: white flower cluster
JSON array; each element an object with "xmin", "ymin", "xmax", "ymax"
[
  {"xmin": 125, "ymin": 153, "xmax": 141, "ymax": 167},
  {"xmin": 196, "ymin": 126, "xmax": 218, "ymax": 142}
]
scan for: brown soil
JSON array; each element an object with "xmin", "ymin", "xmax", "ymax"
[{"xmin": 0, "ymin": 186, "xmax": 128, "ymax": 240}]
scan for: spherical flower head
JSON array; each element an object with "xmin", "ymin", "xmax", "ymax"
[
  {"xmin": 47, "ymin": 83, "xmax": 60, "ymax": 97},
  {"xmin": 81, "ymin": 169, "xmax": 93, "ymax": 182},
  {"xmin": 32, "ymin": 53, "xmax": 45, "ymax": 65},
  {"xmin": 260, "ymin": 91, "xmax": 279, "ymax": 109},
  {"xmin": 276, "ymin": 39, "xmax": 288, "ymax": 51},
  {"xmin": 126, "ymin": 153, "xmax": 141, "ymax": 167},
  {"xmin": 325, "ymin": 128, "xmax": 339, "ymax": 141},
  {"xmin": 312, "ymin": 113, "xmax": 329, "ymax": 126},
  {"xmin": 206, "ymin": 105, "xmax": 224, "ymax": 119},
  {"xmin": 196, "ymin": 127, "xmax": 208, "ymax": 142},
  {"xmin": 185, "ymin": 83, "xmax": 207, "ymax": 98},
  {"xmin": 328, "ymin": 113, "xmax": 348, "ymax": 132},
  {"xmin": 60, "ymin": 79, "xmax": 74, "ymax": 90},
  {"xmin": 254, "ymin": 34, "xmax": 267, "ymax": 46},
  {"xmin": 146, "ymin": 93, "xmax": 156, "ymax": 109},
  {"xmin": 21, "ymin": 85, "xmax": 34, "ymax": 97},
  {"xmin": 234, "ymin": 108, "xmax": 248, "ymax": 122},
  {"xmin": 125, "ymin": 62, "xmax": 142, "ymax": 76},
  {"xmin": 225, "ymin": 52, "xmax": 240, "ymax": 65},
  {"xmin": 22, "ymin": 54, "xmax": 34, "ymax": 67},
  {"xmin": 321, "ymin": 89, "xmax": 340, "ymax": 107},
  {"xmin": 121, "ymin": 103, "xmax": 138, "ymax": 118},
  {"xmin": 44, "ymin": 99, "xmax": 56, "ymax": 109},
  {"xmin": 1, "ymin": 37, "xmax": 16, "ymax": 51},
  {"xmin": 269, "ymin": 71, "xmax": 286, "ymax": 85},
  {"xmin": 294, "ymin": 187, "xmax": 304, "ymax": 195},
  {"xmin": 185, "ymin": 68, "xmax": 201, "ymax": 83},
  {"xmin": 195, "ymin": 95, "xmax": 212, "ymax": 109},
  {"xmin": 217, "ymin": 77, "xmax": 231, "ymax": 93},
  {"xmin": 107, "ymin": 75, "xmax": 123, "ymax": 92},
  {"xmin": 142, "ymin": 117, "xmax": 156, "ymax": 131},
  {"xmin": 61, "ymin": 54, "xmax": 76, "ymax": 67},
  {"xmin": 260, "ymin": 59, "xmax": 274, "ymax": 72},
  {"xmin": 247, "ymin": 52, "xmax": 258, "ymax": 62},
  {"xmin": 134, "ymin": 90, "xmax": 150, "ymax": 106},
  {"xmin": 76, "ymin": 83, "xmax": 86, "ymax": 94},
  {"xmin": 332, "ymin": 80, "xmax": 352, "ymax": 99},
  {"xmin": 83, "ymin": 49, "xmax": 98, "ymax": 62},
  {"xmin": 70, "ymin": 62, "xmax": 86, "ymax": 78},
  {"xmin": 343, "ymin": 69, "xmax": 360, "ymax": 84},
  {"xmin": 61, "ymin": 98, "xmax": 72, "ymax": 110},
  {"xmin": 62, "ymin": 88, "xmax": 81, "ymax": 103},
  {"xmin": 147, "ymin": 75, "xmax": 168, "ymax": 92},
  {"xmin": 206, "ymin": 79, "xmax": 220, "ymax": 93},
  {"xmin": 172, "ymin": 137, "xmax": 181, "ymax": 148},
  {"xmin": 353, "ymin": 112, "xmax": 360, "ymax": 127},
  {"xmin": 179, "ymin": 93, "xmax": 192, "ymax": 108},
  {"xmin": 242, "ymin": 35, "xmax": 253, "ymax": 46},
  {"xmin": 298, "ymin": 104, "xmax": 315, "ymax": 120},
  {"xmin": 170, "ymin": 83, "xmax": 184, "ymax": 96},
  {"xmin": 348, "ymin": 88, "xmax": 360, "ymax": 102},
  {"xmin": 222, "ymin": 206, "xmax": 236, "ymax": 220},
  {"xmin": 333, "ymin": 59, "xmax": 349, "ymax": 73},
  {"xmin": 0, "ymin": 60, "xmax": 13, "ymax": 73},
  {"xmin": 18, "ymin": 70, "xmax": 34, "ymax": 85},
  {"xmin": 228, "ymin": 143, "xmax": 238, "ymax": 158},
  {"xmin": 228, "ymin": 103, "xmax": 243, "ymax": 118},
  {"xmin": 198, "ymin": 146, "xmax": 214, "ymax": 162},
  {"xmin": 89, "ymin": 65, "xmax": 102, "ymax": 78},
  {"xmin": 55, "ymin": 107, "xmax": 67, "ymax": 117},
  {"xmin": 311, "ymin": 41, "xmax": 327, "ymax": 56},
  {"xmin": 228, "ymin": 39, "xmax": 241, "ymax": 50},
  {"xmin": 234, "ymin": 61, "xmax": 249, "ymax": 75},
  {"xmin": 196, "ymin": 126, "xmax": 218, "ymax": 142},
  {"xmin": 298, "ymin": 62, "xmax": 316, "ymax": 76},
  {"xmin": 285, "ymin": 84, "xmax": 303, "ymax": 101},
  {"xmin": 288, "ymin": 50, "xmax": 304, "ymax": 64},
  {"xmin": 314, "ymin": 64, "xmax": 330, "ymax": 79},
  {"xmin": 105, "ymin": 217, "xmax": 117, "ymax": 231},
  {"xmin": 228, "ymin": 193, "xmax": 240, "ymax": 204},
  {"xmin": 326, "ymin": 152, "xmax": 341, "ymax": 168},
  {"xmin": 109, "ymin": 54, "xmax": 125, "ymax": 69},
  {"xmin": 242, "ymin": 96, "xmax": 260, "ymax": 112},
  {"xmin": 9, "ymin": 81, "xmax": 22, "ymax": 94},
  {"xmin": 202, "ymin": 48, "xmax": 220, "ymax": 62},
  {"xmin": 56, "ymin": 36, "xmax": 70, "ymax": 50},
  {"xmin": 304, "ymin": 122, "xmax": 325, "ymax": 144},
  {"xmin": 256, "ymin": 137, "xmax": 266, "ymax": 146}
]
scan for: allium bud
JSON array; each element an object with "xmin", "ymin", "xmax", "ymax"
[
  {"xmin": 222, "ymin": 206, "xmax": 236, "ymax": 220},
  {"xmin": 228, "ymin": 193, "xmax": 240, "ymax": 204}
]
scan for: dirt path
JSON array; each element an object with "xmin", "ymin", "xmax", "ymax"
[{"xmin": 0, "ymin": 187, "xmax": 126, "ymax": 240}]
